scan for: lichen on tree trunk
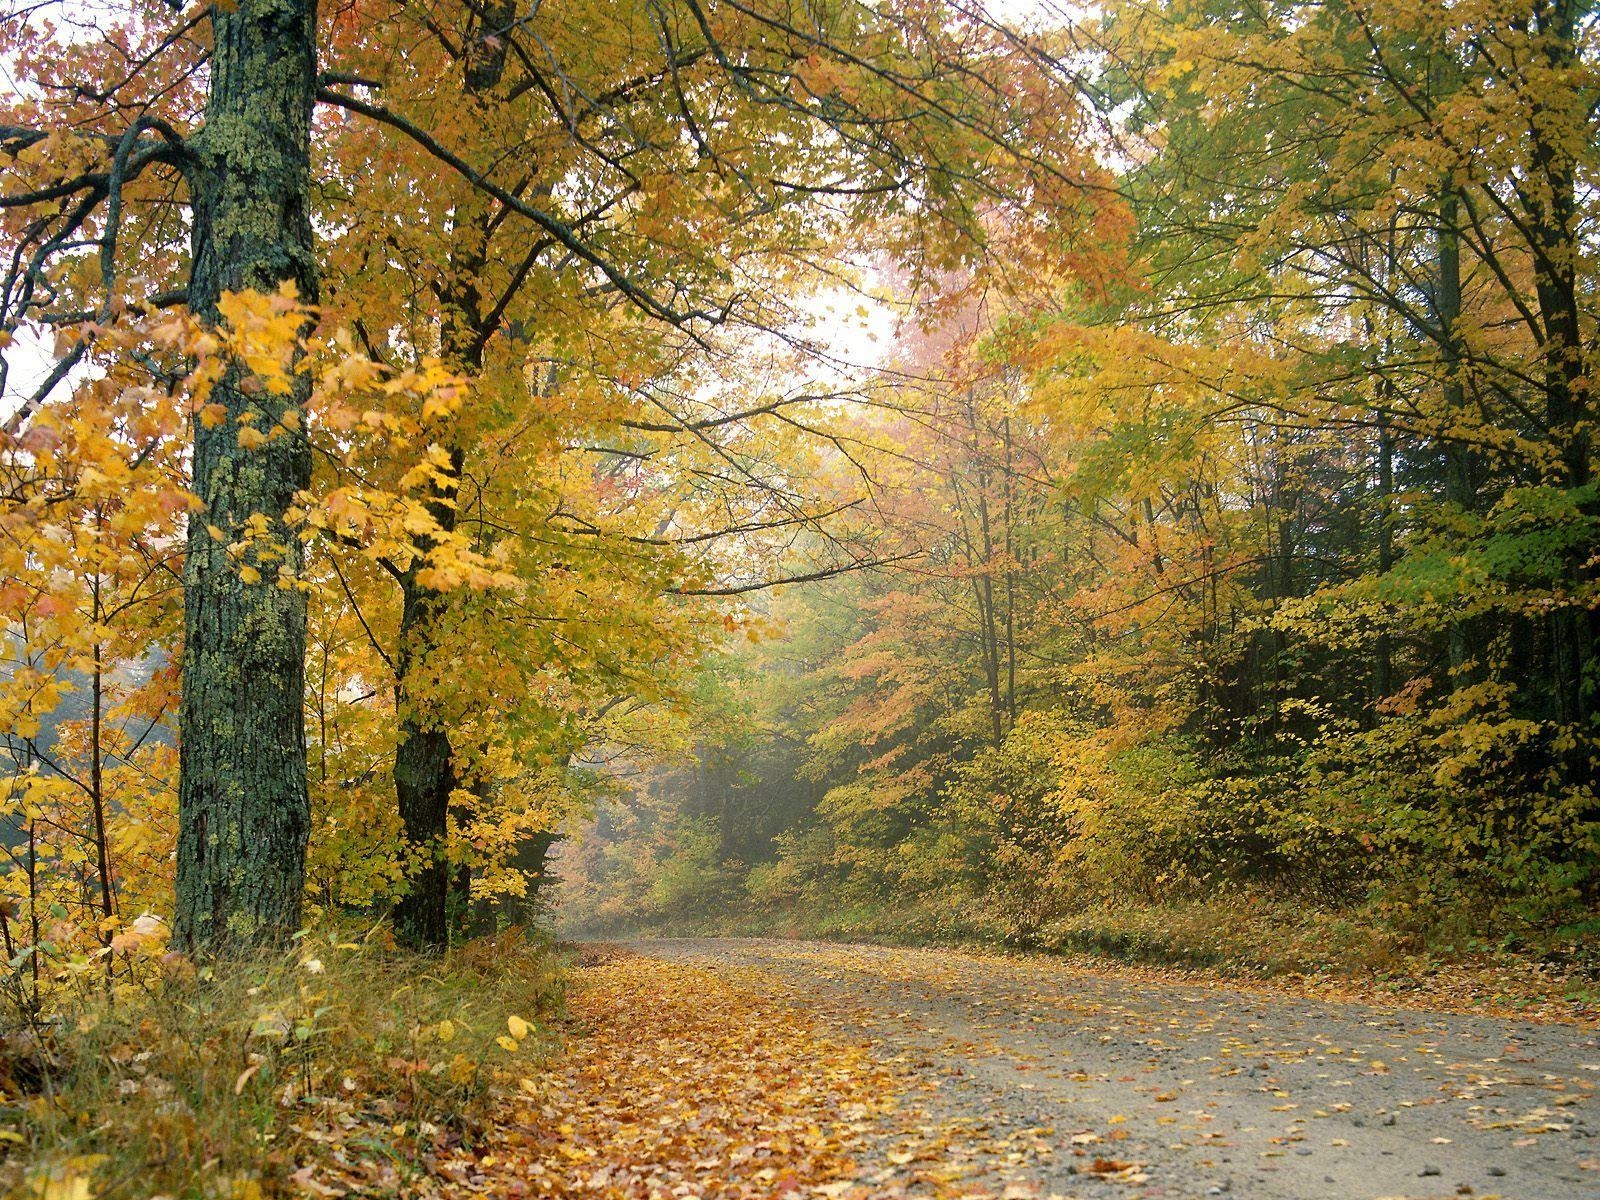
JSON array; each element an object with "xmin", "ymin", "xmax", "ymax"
[{"xmin": 174, "ymin": 0, "xmax": 319, "ymax": 951}]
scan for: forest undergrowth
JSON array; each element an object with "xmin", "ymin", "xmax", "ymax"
[{"xmin": 0, "ymin": 927, "xmax": 560, "ymax": 1200}]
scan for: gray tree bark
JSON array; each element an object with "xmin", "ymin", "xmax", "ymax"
[{"xmin": 175, "ymin": 0, "xmax": 318, "ymax": 950}]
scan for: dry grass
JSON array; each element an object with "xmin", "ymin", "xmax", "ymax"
[{"xmin": 0, "ymin": 925, "xmax": 562, "ymax": 1200}]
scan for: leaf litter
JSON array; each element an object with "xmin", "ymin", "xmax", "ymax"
[{"xmin": 431, "ymin": 947, "xmax": 1087, "ymax": 1200}]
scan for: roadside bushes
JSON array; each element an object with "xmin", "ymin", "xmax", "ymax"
[
  {"xmin": 919, "ymin": 717, "xmax": 1373, "ymax": 935},
  {"xmin": 649, "ymin": 816, "xmax": 745, "ymax": 915},
  {"xmin": 560, "ymin": 691, "xmax": 1599, "ymax": 964},
  {"xmin": 1299, "ymin": 697, "xmax": 1600, "ymax": 940}
]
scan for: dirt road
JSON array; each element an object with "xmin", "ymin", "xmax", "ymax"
[{"xmin": 626, "ymin": 937, "xmax": 1599, "ymax": 1200}]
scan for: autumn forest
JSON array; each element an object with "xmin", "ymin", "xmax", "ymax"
[{"xmin": 1, "ymin": 0, "xmax": 1597, "ymax": 1196}]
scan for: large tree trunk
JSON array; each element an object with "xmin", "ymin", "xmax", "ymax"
[
  {"xmin": 175, "ymin": 0, "xmax": 318, "ymax": 951},
  {"xmin": 389, "ymin": 348, "xmax": 474, "ymax": 950}
]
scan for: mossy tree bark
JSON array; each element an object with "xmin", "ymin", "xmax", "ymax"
[{"xmin": 174, "ymin": 0, "xmax": 319, "ymax": 951}]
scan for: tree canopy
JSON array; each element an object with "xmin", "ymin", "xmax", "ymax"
[{"xmin": 0, "ymin": 0, "xmax": 1594, "ymax": 982}]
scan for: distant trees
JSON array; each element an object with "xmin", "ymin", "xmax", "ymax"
[{"xmin": 563, "ymin": 0, "xmax": 1599, "ymax": 948}]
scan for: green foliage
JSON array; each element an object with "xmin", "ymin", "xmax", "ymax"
[{"xmin": 648, "ymin": 816, "xmax": 743, "ymax": 916}]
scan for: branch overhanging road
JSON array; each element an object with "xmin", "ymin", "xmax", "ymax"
[{"xmin": 619, "ymin": 937, "xmax": 1599, "ymax": 1200}]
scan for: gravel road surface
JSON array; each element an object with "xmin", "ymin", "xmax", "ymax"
[{"xmin": 625, "ymin": 937, "xmax": 1599, "ymax": 1200}]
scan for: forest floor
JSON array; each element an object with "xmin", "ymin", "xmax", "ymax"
[{"xmin": 466, "ymin": 937, "xmax": 1600, "ymax": 1200}]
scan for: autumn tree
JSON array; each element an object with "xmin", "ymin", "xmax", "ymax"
[
  {"xmin": 2, "ymin": 0, "xmax": 1114, "ymax": 950},
  {"xmin": 305, "ymin": 0, "xmax": 1113, "ymax": 946},
  {"xmin": 563, "ymin": 0, "xmax": 1599, "ymax": 947},
  {"xmin": 1, "ymin": 0, "xmax": 319, "ymax": 948}
]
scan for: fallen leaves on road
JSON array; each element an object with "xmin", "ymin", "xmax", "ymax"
[
  {"xmin": 732, "ymin": 937, "xmax": 1597, "ymax": 1027},
  {"xmin": 493, "ymin": 947, "xmax": 893, "ymax": 1197},
  {"xmin": 418, "ymin": 949, "xmax": 925, "ymax": 1198},
  {"xmin": 374, "ymin": 936, "xmax": 1600, "ymax": 1200},
  {"xmin": 422, "ymin": 948, "xmax": 1095, "ymax": 1200},
  {"xmin": 1082, "ymin": 1157, "xmax": 1146, "ymax": 1183}
]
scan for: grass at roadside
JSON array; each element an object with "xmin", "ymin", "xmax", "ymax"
[{"xmin": 0, "ymin": 926, "xmax": 561, "ymax": 1200}]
